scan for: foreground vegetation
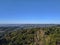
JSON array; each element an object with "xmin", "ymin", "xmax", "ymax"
[{"xmin": 0, "ymin": 26, "xmax": 60, "ymax": 45}]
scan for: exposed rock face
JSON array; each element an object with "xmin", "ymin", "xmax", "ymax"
[
  {"xmin": 56, "ymin": 41, "xmax": 60, "ymax": 45},
  {"xmin": 34, "ymin": 29, "xmax": 45, "ymax": 45}
]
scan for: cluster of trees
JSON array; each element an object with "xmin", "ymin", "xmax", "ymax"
[{"xmin": 0, "ymin": 26, "xmax": 60, "ymax": 45}]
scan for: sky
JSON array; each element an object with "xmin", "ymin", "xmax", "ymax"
[{"xmin": 0, "ymin": 0, "xmax": 60, "ymax": 24}]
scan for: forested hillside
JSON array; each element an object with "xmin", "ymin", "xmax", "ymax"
[{"xmin": 0, "ymin": 26, "xmax": 60, "ymax": 45}]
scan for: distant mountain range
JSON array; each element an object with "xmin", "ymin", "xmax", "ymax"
[{"xmin": 0, "ymin": 24, "xmax": 60, "ymax": 27}]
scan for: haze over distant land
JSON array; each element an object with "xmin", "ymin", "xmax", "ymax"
[{"xmin": 0, "ymin": 0, "xmax": 60, "ymax": 24}]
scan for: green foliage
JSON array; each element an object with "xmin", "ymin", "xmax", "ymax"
[{"xmin": 0, "ymin": 27, "xmax": 60, "ymax": 45}]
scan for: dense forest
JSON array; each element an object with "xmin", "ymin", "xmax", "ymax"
[{"xmin": 0, "ymin": 25, "xmax": 60, "ymax": 45}]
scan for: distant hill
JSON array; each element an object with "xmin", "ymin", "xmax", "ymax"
[{"xmin": 0, "ymin": 24, "xmax": 59, "ymax": 27}]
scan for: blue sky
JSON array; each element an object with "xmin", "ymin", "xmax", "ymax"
[{"xmin": 0, "ymin": 0, "xmax": 60, "ymax": 24}]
